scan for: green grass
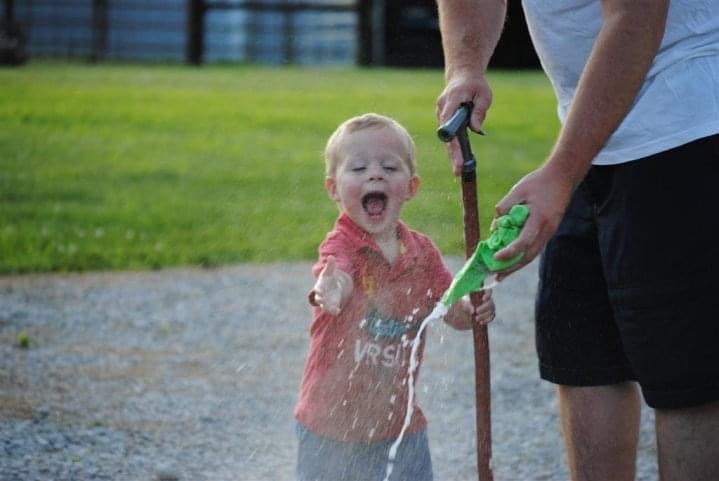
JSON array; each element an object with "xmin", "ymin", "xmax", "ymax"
[{"xmin": 0, "ymin": 62, "xmax": 558, "ymax": 273}]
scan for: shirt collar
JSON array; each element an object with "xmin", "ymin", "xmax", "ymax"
[{"xmin": 334, "ymin": 213, "xmax": 418, "ymax": 263}]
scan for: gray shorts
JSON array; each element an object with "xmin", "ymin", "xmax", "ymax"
[{"xmin": 295, "ymin": 422, "xmax": 432, "ymax": 481}]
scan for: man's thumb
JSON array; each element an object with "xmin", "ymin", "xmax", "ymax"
[{"xmin": 494, "ymin": 191, "xmax": 519, "ymax": 217}]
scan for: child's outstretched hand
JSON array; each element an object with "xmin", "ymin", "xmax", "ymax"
[{"xmin": 313, "ymin": 256, "xmax": 352, "ymax": 315}]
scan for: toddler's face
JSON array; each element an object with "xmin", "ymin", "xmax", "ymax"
[{"xmin": 327, "ymin": 127, "xmax": 419, "ymax": 242}]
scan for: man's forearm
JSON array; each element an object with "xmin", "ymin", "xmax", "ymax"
[
  {"xmin": 437, "ymin": 0, "xmax": 507, "ymax": 77},
  {"xmin": 548, "ymin": 0, "xmax": 669, "ymax": 184}
]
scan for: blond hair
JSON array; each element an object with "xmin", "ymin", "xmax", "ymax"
[{"xmin": 324, "ymin": 113, "xmax": 417, "ymax": 177}]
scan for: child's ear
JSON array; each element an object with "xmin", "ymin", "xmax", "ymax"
[
  {"xmin": 325, "ymin": 176, "xmax": 339, "ymax": 201},
  {"xmin": 405, "ymin": 175, "xmax": 420, "ymax": 200}
]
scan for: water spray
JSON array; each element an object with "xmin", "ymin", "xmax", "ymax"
[
  {"xmin": 385, "ymin": 105, "xmax": 529, "ymax": 481},
  {"xmin": 383, "ymin": 204, "xmax": 528, "ymax": 481}
]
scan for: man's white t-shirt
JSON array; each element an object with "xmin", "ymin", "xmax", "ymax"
[{"xmin": 522, "ymin": 0, "xmax": 719, "ymax": 165}]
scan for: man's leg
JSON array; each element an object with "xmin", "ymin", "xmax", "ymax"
[
  {"xmin": 655, "ymin": 401, "xmax": 719, "ymax": 481},
  {"xmin": 558, "ymin": 382, "xmax": 641, "ymax": 481}
]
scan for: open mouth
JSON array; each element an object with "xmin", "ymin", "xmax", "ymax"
[{"xmin": 362, "ymin": 192, "xmax": 387, "ymax": 217}]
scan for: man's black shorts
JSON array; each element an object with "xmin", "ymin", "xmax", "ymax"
[{"xmin": 536, "ymin": 134, "xmax": 719, "ymax": 409}]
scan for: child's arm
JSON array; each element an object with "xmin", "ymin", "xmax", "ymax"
[
  {"xmin": 443, "ymin": 289, "xmax": 495, "ymax": 330},
  {"xmin": 311, "ymin": 255, "xmax": 353, "ymax": 315}
]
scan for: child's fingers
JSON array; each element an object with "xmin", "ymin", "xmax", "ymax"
[
  {"xmin": 473, "ymin": 301, "xmax": 496, "ymax": 325},
  {"xmin": 475, "ymin": 312, "xmax": 495, "ymax": 325},
  {"xmin": 314, "ymin": 293, "xmax": 340, "ymax": 315},
  {"xmin": 315, "ymin": 260, "xmax": 338, "ymax": 294},
  {"xmin": 322, "ymin": 255, "xmax": 336, "ymax": 278},
  {"xmin": 474, "ymin": 303, "xmax": 494, "ymax": 318},
  {"xmin": 480, "ymin": 288, "xmax": 493, "ymax": 302},
  {"xmin": 475, "ymin": 299, "xmax": 494, "ymax": 313},
  {"xmin": 313, "ymin": 285, "xmax": 341, "ymax": 316}
]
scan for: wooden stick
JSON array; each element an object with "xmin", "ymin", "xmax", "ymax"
[
  {"xmin": 462, "ymin": 164, "xmax": 493, "ymax": 481},
  {"xmin": 438, "ymin": 103, "xmax": 493, "ymax": 481}
]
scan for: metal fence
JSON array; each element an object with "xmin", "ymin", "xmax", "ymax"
[
  {"xmin": 200, "ymin": 1, "xmax": 357, "ymax": 65},
  {"xmin": 3, "ymin": 0, "xmax": 537, "ymax": 68},
  {"xmin": 7, "ymin": 0, "xmax": 358, "ymax": 65}
]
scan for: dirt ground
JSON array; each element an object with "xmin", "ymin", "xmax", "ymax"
[{"xmin": 0, "ymin": 260, "xmax": 659, "ymax": 480}]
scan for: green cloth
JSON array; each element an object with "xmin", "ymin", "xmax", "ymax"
[{"xmin": 441, "ymin": 204, "xmax": 530, "ymax": 307}]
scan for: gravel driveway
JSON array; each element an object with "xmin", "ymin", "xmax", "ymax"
[{"xmin": 0, "ymin": 259, "xmax": 659, "ymax": 481}]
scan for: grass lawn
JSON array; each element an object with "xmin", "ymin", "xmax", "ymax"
[{"xmin": 0, "ymin": 62, "xmax": 558, "ymax": 273}]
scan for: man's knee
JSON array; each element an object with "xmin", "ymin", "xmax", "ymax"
[{"xmin": 558, "ymin": 383, "xmax": 641, "ymax": 481}]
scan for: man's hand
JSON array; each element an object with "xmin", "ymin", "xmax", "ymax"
[
  {"xmin": 492, "ymin": 163, "xmax": 576, "ymax": 280},
  {"xmin": 436, "ymin": 72, "xmax": 493, "ymax": 176},
  {"xmin": 313, "ymin": 256, "xmax": 352, "ymax": 315},
  {"xmin": 435, "ymin": 0, "xmax": 507, "ymax": 176}
]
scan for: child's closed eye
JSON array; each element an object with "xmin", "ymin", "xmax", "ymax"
[{"xmin": 381, "ymin": 160, "xmax": 401, "ymax": 172}]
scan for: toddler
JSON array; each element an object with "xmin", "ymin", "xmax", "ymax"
[{"xmin": 294, "ymin": 113, "xmax": 495, "ymax": 481}]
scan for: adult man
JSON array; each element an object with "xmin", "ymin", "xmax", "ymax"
[{"xmin": 436, "ymin": 1, "xmax": 719, "ymax": 480}]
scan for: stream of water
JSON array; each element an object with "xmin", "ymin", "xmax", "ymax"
[
  {"xmin": 383, "ymin": 275, "xmax": 497, "ymax": 481},
  {"xmin": 382, "ymin": 301, "xmax": 447, "ymax": 481}
]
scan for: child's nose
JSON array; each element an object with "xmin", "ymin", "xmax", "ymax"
[{"xmin": 367, "ymin": 164, "xmax": 384, "ymax": 180}]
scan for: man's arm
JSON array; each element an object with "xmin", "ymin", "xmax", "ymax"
[
  {"xmin": 438, "ymin": 0, "xmax": 506, "ymax": 81},
  {"xmin": 436, "ymin": 0, "xmax": 507, "ymax": 174},
  {"xmin": 542, "ymin": 0, "xmax": 669, "ymax": 189},
  {"xmin": 494, "ymin": 0, "xmax": 669, "ymax": 276}
]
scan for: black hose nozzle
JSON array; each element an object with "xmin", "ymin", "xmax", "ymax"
[
  {"xmin": 437, "ymin": 102, "xmax": 473, "ymax": 142},
  {"xmin": 437, "ymin": 103, "xmax": 477, "ymax": 179}
]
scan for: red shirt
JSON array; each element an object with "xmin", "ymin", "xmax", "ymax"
[{"xmin": 294, "ymin": 213, "xmax": 453, "ymax": 442}]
